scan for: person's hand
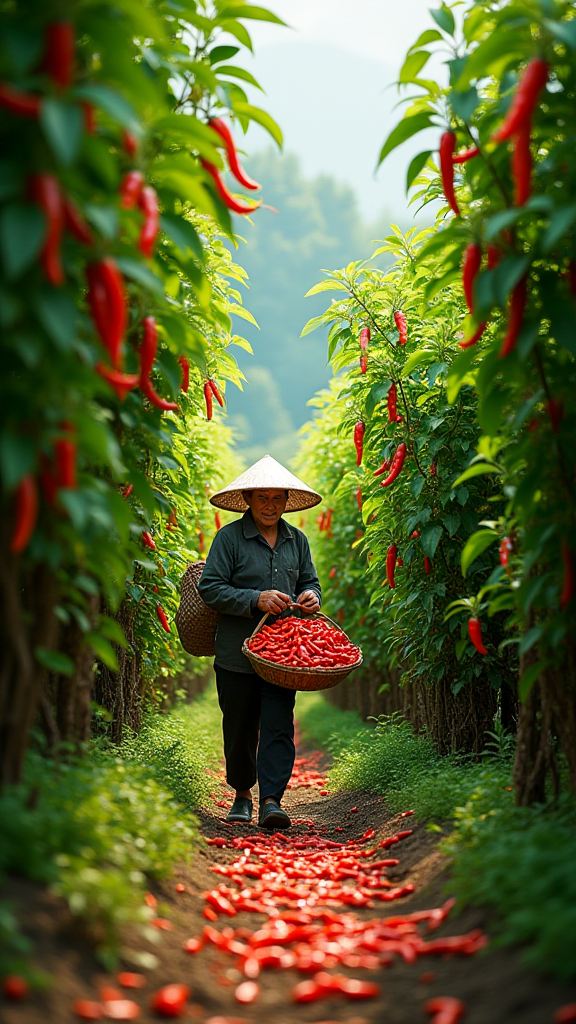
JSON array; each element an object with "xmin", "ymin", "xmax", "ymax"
[
  {"xmin": 297, "ymin": 590, "xmax": 320, "ymax": 613},
  {"xmin": 257, "ymin": 590, "xmax": 292, "ymax": 614}
]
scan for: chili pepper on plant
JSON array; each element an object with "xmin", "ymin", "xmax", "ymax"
[
  {"xmin": 492, "ymin": 58, "xmax": 549, "ymax": 143},
  {"xmin": 138, "ymin": 317, "xmax": 179, "ymax": 412},
  {"xmin": 122, "ymin": 129, "xmax": 138, "ymax": 157},
  {"xmin": 178, "ymin": 355, "xmax": 190, "ymax": 392},
  {"xmin": 459, "ymin": 320, "xmax": 487, "ymax": 349},
  {"xmin": 10, "ymin": 475, "xmax": 39, "ymax": 554},
  {"xmin": 354, "ymin": 421, "xmax": 365, "ymax": 466},
  {"xmin": 380, "ymin": 442, "xmax": 407, "ymax": 487},
  {"xmin": 424, "ymin": 555, "xmax": 432, "ymax": 574},
  {"xmin": 355, "ymin": 485, "xmax": 362, "ymax": 511},
  {"xmin": 208, "ymin": 118, "xmax": 261, "ymax": 190},
  {"xmin": 204, "ymin": 381, "xmax": 213, "ymax": 420},
  {"xmin": 360, "ymin": 326, "xmax": 370, "ymax": 351},
  {"xmin": 0, "ymin": 83, "xmax": 41, "ymax": 118},
  {"xmin": 374, "ymin": 457, "xmax": 391, "ymax": 478},
  {"xmin": 512, "ymin": 124, "xmax": 532, "ymax": 206},
  {"xmin": 214, "ymin": 512, "xmax": 222, "ymax": 531},
  {"xmin": 122, "ymin": 483, "xmax": 133, "ymax": 498},
  {"xmin": 468, "ymin": 616, "xmax": 488, "ymax": 655},
  {"xmin": 499, "ymin": 537, "xmax": 513, "ymax": 569},
  {"xmin": 560, "ymin": 539, "xmax": 574, "ymax": 609},
  {"xmin": 63, "ymin": 198, "xmax": 93, "ymax": 246},
  {"xmin": 201, "ymin": 159, "xmax": 262, "ymax": 215},
  {"xmin": 452, "ymin": 145, "xmax": 480, "ymax": 164},
  {"xmin": 120, "ymin": 170, "xmax": 145, "ymax": 209},
  {"xmin": 96, "ymin": 363, "xmax": 139, "ymax": 401},
  {"xmin": 360, "ymin": 354, "xmax": 367, "ymax": 374},
  {"xmin": 499, "ymin": 276, "xmax": 527, "ymax": 358},
  {"xmin": 387, "ymin": 382, "xmax": 403, "ymax": 423},
  {"xmin": 487, "ymin": 245, "xmax": 502, "ymax": 270},
  {"xmin": 394, "ymin": 310, "xmax": 407, "ymax": 345},
  {"xmin": 462, "ymin": 243, "xmax": 482, "ymax": 314},
  {"xmin": 156, "ymin": 605, "xmax": 171, "ymax": 633},
  {"xmin": 386, "ymin": 544, "xmax": 398, "ymax": 589},
  {"xmin": 439, "ymin": 131, "xmax": 460, "ymax": 216},
  {"xmin": 142, "ymin": 531, "xmax": 156, "ymax": 550},
  {"xmin": 208, "ymin": 379, "xmax": 225, "ymax": 407},
  {"xmin": 43, "ymin": 22, "xmax": 75, "ymax": 91},
  {"xmin": 430, "ymin": 460, "xmax": 437, "ymax": 476},
  {"xmin": 87, "ymin": 258, "xmax": 127, "ymax": 369},
  {"xmin": 29, "ymin": 174, "xmax": 65, "ymax": 286},
  {"xmin": 137, "ymin": 185, "xmax": 160, "ymax": 257},
  {"xmin": 55, "ymin": 424, "xmax": 77, "ymax": 489}
]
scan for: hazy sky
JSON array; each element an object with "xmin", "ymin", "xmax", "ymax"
[{"xmin": 237, "ymin": 0, "xmax": 441, "ymax": 221}]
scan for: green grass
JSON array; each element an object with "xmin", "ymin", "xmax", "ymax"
[{"xmin": 299, "ymin": 693, "xmax": 576, "ymax": 979}]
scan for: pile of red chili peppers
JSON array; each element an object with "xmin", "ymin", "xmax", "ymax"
[{"xmin": 248, "ymin": 616, "xmax": 361, "ymax": 669}]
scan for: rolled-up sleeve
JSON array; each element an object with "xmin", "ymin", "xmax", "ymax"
[
  {"xmin": 198, "ymin": 529, "xmax": 261, "ymax": 618},
  {"xmin": 296, "ymin": 534, "xmax": 322, "ymax": 606}
]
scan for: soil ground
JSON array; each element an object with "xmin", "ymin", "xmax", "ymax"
[{"xmin": 2, "ymin": 747, "xmax": 575, "ymax": 1024}]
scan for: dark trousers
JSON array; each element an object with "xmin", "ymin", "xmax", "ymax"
[{"xmin": 214, "ymin": 665, "xmax": 296, "ymax": 803}]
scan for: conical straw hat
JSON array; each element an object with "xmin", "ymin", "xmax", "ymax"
[{"xmin": 210, "ymin": 455, "xmax": 322, "ymax": 513}]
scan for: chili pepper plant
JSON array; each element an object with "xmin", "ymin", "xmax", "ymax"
[
  {"xmin": 0, "ymin": 0, "xmax": 284, "ymax": 783},
  {"xmin": 377, "ymin": 0, "xmax": 576, "ymax": 799},
  {"xmin": 298, "ymin": 228, "xmax": 514, "ymax": 754}
]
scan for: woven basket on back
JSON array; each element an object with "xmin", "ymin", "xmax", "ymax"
[
  {"xmin": 175, "ymin": 561, "xmax": 218, "ymax": 657},
  {"xmin": 242, "ymin": 608, "xmax": 363, "ymax": 692}
]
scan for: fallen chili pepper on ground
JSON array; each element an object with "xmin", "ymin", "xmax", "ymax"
[{"xmin": 426, "ymin": 995, "xmax": 466, "ymax": 1024}]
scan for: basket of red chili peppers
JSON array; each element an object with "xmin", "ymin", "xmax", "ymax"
[{"xmin": 242, "ymin": 608, "xmax": 363, "ymax": 691}]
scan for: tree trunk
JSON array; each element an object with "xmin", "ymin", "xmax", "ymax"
[{"xmin": 93, "ymin": 600, "xmax": 142, "ymax": 744}]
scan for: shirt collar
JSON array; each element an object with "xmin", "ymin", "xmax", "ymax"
[{"xmin": 242, "ymin": 508, "xmax": 294, "ymax": 542}]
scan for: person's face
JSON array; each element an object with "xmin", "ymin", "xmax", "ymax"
[{"xmin": 246, "ymin": 489, "xmax": 288, "ymax": 529}]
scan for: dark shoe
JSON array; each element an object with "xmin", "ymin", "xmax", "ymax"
[
  {"xmin": 226, "ymin": 796, "xmax": 253, "ymax": 823},
  {"xmin": 258, "ymin": 798, "xmax": 291, "ymax": 830}
]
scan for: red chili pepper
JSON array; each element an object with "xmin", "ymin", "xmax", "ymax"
[
  {"xmin": 201, "ymin": 159, "xmax": 262, "ymax": 215},
  {"xmin": 462, "ymin": 242, "xmax": 482, "ymax": 314},
  {"xmin": 512, "ymin": 123, "xmax": 532, "ymax": 206},
  {"xmin": 204, "ymin": 381, "xmax": 213, "ymax": 420},
  {"xmin": 499, "ymin": 277, "xmax": 527, "ymax": 358},
  {"xmin": 208, "ymin": 379, "xmax": 225, "ymax": 407},
  {"xmin": 55, "ymin": 426, "xmax": 77, "ymax": 489},
  {"xmin": 499, "ymin": 537, "xmax": 513, "ymax": 568},
  {"xmin": 73, "ymin": 999, "xmax": 101, "ymax": 1020},
  {"xmin": 452, "ymin": 145, "xmax": 480, "ymax": 164},
  {"xmin": 425, "ymin": 996, "xmax": 465, "ymax": 1023},
  {"xmin": 29, "ymin": 174, "xmax": 64, "ymax": 286},
  {"xmin": 360, "ymin": 353, "xmax": 367, "ymax": 374},
  {"xmin": 424, "ymin": 555, "xmax": 432, "ymax": 574},
  {"xmin": 397, "ymin": 556, "xmax": 404, "ymax": 567},
  {"xmin": 459, "ymin": 320, "xmax": 487, "ymax": 349},
  {"xmin": 122, "ymin": 129, "xmax": 138, "ymax": 157},
  {"xmin": 214, "ymin": 511, "xmax": 222, "ymax": 531},
  {"xmin": 138, "ymin": 185, "xmax": 159, "ymax": 258},
  {"xmin": 120, "ymin": 170, "xmax": 145, "ymax": 209},
  {"xmin": 156, "ymin": 605, "xmax": 170, "ymax": 633},
  {"xmin": 394, "ymin": 310, "xmax": 407, "ymax": 345},
  {"xmin": 138, "ymin": 316, "xmax": 179, "ymax": 411},
  {"xmin": 150, "ymin": 984, "xmax": 189, "ymax": 1016},
  {"xmin": 380, "ymin": 442, "xmax": 406, "ymax": 487},
  {"xmin": 386, "ymin": 544, "xmax": 398, "ymax": 589},
  {"xmin": 554, "ymin": 1004, "xmax": 576, "ymax": 1023},
  {"xmin": 325, "ymin": 508, "xmax": 333, "ymax": 532},
  {"xmin": 487, "ymin": 244, "xmax": 502, "ymax": 269},
  {"xmin": 492, "ymin": 58, "xmax": 549, "ymax": 142},
  {"xmin": 439, "ymin": 131, "xmax": 460, "ymax": 216},
  {"xmin": 374, "ymin": 457, "xmax": 391, "ymax": 478},
  {"xmin": 96, "ymin": 363, "xmax": 139, "ymax": 401},
  {"xmin": 178, "ymin": 355, "xmax": 190, "ymax": 392},
  {"xmin": 360, "ymin": 326, "xmax": 370, "ymax": 351},
  {"xmin": 43, "ymin": 22, "xmax": 75, "ymax": 90},
  {"xmin": 87, "ymin": 258, "xmax": 127, "ymax": 369},
  {"xmin": 10, "ymin": 475, "xmax": 38, "ymax": 553},
  {"xmin": 560, "ymin": 539, "xmax": 574, "ymax": 609},
  {"xmin": 122, "ymin": 483, "xmax": 133, "ymax": 497},
  {"xmin": 2, "ymin": 975, "xmax": 28, "ymax": 1001},
  {"xmin": 355, "ymin": 485, "xmax": 362, "ymax": 511},
  {"xmin": 142, "ymin": 530, "xmax": 156, "ymax": 550},
  {"xmin": 411, "ymin": 530, "xmax": 420, "ymax": 539},
  {"xmin": 208, "ymin": 118, "xmax": 261, "ymax": 190},
  {"xmin": 0, "ymin": 83, "xmax": 41, "ymax": 118},
  {"xmin": 329, "ymin": 566, "xmax": 336, "ymax": 579},
  {"xmin": 468, "ymin": 617, "xmax": 488, "ymax": 655},
  {"xmin": 63, "ymin": 198, "xmax": 93, "ymax": 245},
  {"xmin": 387, "ymin": 381, "xmax": 403, "ymax": 423},
  {"xmin": 354, "ymin": 421, "xmax": 365, "ymax": 466},
  {"xmin": 430, "ymin": 460, "xmax": 437, "ymax": 476},
  {"xmin": 82, "ymin": 101, "xmax": 95, "ymax": 133}
]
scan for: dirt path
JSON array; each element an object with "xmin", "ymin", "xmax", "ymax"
[{"xmin": 2, "ymin": 745, "xmax": 575, "ymax": 1023}]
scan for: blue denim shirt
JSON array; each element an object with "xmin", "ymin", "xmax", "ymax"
[{"xmin": 197, "ymin": 509, "xmax": 322, "ymax": 673}]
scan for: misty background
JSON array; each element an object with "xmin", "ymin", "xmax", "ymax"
[{"xmin": 219, "ymin": 0, "xmax": 439, "ymax": 463}]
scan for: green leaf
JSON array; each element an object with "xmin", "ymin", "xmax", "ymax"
[
  {"xmin": 216, "ymin": 65, "xmax": 263, "ymax": 90},
  {"xmin": 399, "ymin": 50, "xmax": 432, "ymax": 84},
  {"xmin": 365, "ymin": 380, "xmax": 392, "ymax": 418},
  {"xmin": 35, "ymin": 646, "xmax": 74, "ymax": 675},
  {"xmin": 519, "ymin": 659, "xmax": 547, "ymax": 700},
  {"xmin": 0, "ymin": 434, "xmax": 36, "ymax": 488},
  {"xmin": 461, "ymin": 529, "xmax": 498, "ymax": 577},
  {"xmin": 449, "ymin": 86, "xmax": 479, "ymax": 122},
  {"xmin": 446, "ymin": 346, "xmax": 478, "ymax": 403},
  {"xmin": 160, "ymin": 214, "xmax": 204, "ymax": 261},
  {"xmin": 114, "ymin": 258, "xmax": 164, "ymax": 297},
  {"xmin": 209, "ymin": 45, "xmax": 241, "ymax": 64},
  {"xmin": 430, "ymin": 6, "xmax": 455, "ymax": 34},
  {"xmin": 441, "ymin": 513, "xmax": 460, "ymax": 537},
  {"xmin": 217, "ymin": 5, "xmax": 287, "ymax": 25},
  {"xmin": 541, "ymin": 205, "xmax": 576, "ymax": 254},
  {"xmin": 543, "ymin": 17, "xmax": 576, "ymax": 49},
  {"xmin": 85, "ymin": 632, "xmax": 119, "ymax": 671},
  {"xmin": 0, "ymin": 203, "xmax": 44, "ymax": 279},
  {"xmin": 421, "ymin": 525, "xmax": 443, "ymax": 558},
  {"xmin": 377, "ymin": 112, "xmax": 435, "ymax": 167},
  {"xmin": 406, "ymin": 151, "xmax": 432, "ymax": 191},
  {"xmin": 453, "ymin": 462, "xmax": 501, "ymax": 487},
  {"xmin": 35, "ymin": 288, "xmax": 77, "ymax": 350},
  {"xmin": 401, "ymin": 348, "xmax": 435, "ymax": 376},
  {"xmin": 300, "ymin": 313, "xmax": 329, "ymax": 337},
  {"xmin": 40, "ymin": 99, "xmax": 83, "ymax": 166},
  {"xmin": 304, "ymin": 279, "xmax": 349, "ymax": 297},
  {"xmin": 409, "ymin": 29, "xmax": 443, "ymax": 51},
  {"xmin": 232, "ymin": 103, "xmax": 283, "ymax": 147},
  {"xmin": 75, "ymin": 84, "xmax": 140, "ymax": 133}
]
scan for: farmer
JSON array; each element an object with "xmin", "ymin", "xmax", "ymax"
[{"xmin": 198, "ymin": 454, "xmax": 322, "ymax": 830}]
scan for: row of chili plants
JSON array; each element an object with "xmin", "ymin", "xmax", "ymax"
[{"xmin": 0, "ymin": 0, "xmax": 285, "ymax": 783}]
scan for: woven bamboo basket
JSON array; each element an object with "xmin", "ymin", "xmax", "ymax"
[
  {"xmin": 242, "ymin": 607, "xmax": 363, "ymax": 692},
  {"xmin": 175, "ymin": 561, "xmax": 218, "ymax": 657}
]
